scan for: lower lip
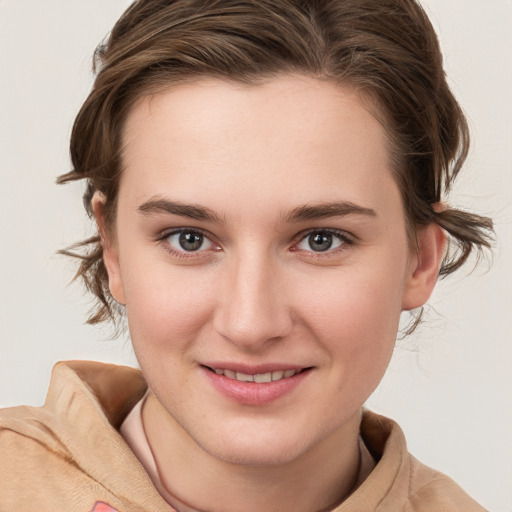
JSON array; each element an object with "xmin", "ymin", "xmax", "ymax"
[{"xmin": 202, "ymin": 367, "xmax": 311, "ymax": 406}]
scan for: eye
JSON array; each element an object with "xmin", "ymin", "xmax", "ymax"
[
  {"xmin": 295, "ymin": 230, "xmax": 348, "ymax": 253},
  {"xmin": 165, "ymin": 229, "xmax": 215, "ymax": 253}
]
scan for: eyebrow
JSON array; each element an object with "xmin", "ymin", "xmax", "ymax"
[
  {"xmin": 138, "ymin": 197, "xmax": 224, "ymax": 223},
  {"xmin": 138, "ymin": 197, "xmax": 376, "ymax": 224},
  {"xmin": 284, "ymin": 202, "xmax": 377, "ymax": 222}
]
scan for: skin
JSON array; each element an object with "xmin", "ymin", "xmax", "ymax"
[{"xmin": 94, "ymin": 75, "xmax": 445, "ymax": 512}]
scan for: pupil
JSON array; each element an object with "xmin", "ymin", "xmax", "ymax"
[
  {"xmin": 309, "ymin": 233, "xmax": 332, "ymax": 252},
  {"xmin": 179, "ymin": 232, "xmax": 203, "ymax": 251}
]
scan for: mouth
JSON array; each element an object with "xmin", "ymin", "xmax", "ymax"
[
  {"xmin": 204, "ymin": 366, "xmax": 308, "ymax": 383},
  {"xmin": 201, "ymin": 364, "xmax": 313, "ymax": 405}
]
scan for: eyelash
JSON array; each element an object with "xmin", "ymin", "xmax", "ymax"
[
  {"xmin": 157, "ymin": 227, "xmax": 356, "ymax": 259},
  {"xmin": 158, "ymin": 228, "xmax": 219, "ymax": 259},
  {"xmin": 292, "ymin": 228, "xmax": 355, "ymax": 256}
]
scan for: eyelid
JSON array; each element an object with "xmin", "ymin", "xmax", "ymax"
[
  {"xmin": 291, "ymin": 228, "xmax": 356, "ymax": 254},
  {"xmin": 158, "ymin": 227, "xmax": 221, "ymax": 257},
  {"xmin": 158, "ymin": 225, "xmax": 216, "ymax": 241},
  {"xmin": 155, "ymin": 226, "xmax": 356, "ymax": 258}
]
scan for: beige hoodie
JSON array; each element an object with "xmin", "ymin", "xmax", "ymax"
[{"xmin": 0, "ymin": 361, "xmax": 486, "ymax": 512}]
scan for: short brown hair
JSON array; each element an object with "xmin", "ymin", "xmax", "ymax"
[{"xmin": 58, "ymin": 0, "xmax": 493, "ymax": 329}]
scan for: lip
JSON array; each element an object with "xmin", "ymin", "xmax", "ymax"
[
  {"xmin": 201, "ymin": 363, "xmax": 312, "ymax": 406},
  {"xmin": 202, "ymin": 362, "xmax": 306, "ymax": 375}
]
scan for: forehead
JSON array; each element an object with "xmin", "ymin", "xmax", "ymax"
[{"xmin": 119, "ymin": 75, "xmax": 397, "ymax": 215}]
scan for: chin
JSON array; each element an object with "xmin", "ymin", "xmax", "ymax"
[
  {"xmin": 191, "ymin": 420, "xmax": 319, "ymax": 467},
  {"xmin": 206, "ymin": 438, "xmax": 309, "ymax": 467}
]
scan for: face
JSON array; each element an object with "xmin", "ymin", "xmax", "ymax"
[{"xmin": 100, "ymin": 75, "xmax": 441, "ymax": 466}]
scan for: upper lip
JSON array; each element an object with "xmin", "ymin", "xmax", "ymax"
[{"xmin": 201, "ymin": 362, "xmax": 311, "ymax": 375}]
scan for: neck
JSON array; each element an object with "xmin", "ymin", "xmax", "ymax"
[{"xmin": 142, "ymin": 393, "xmax": 366, "ymax": 512}]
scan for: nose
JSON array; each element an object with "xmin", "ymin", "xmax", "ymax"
[{"xmin": 213, "ymin": 252, "xmax": 293, "ymax": 351}]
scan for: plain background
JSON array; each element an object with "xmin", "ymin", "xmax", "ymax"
[{"xmin": 0, "ymin": 1, "xmax": 511, "ymax": 510}]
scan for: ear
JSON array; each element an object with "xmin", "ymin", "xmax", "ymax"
[
  {"xmin": 401, "ymin": 223, "xmax": 446, "ymax": 311},
  {"xmin": 91, "ymin": 192, "xmax": 126, "ymax": 305}
]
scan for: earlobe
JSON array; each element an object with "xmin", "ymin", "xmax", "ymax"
[
  {"xmin": 91, "ymin": 192, "xmax": 126, "ymax": 305},
  {"xmin": 401, "ymin": 223, "xmax": 447, "ymax": 311}
]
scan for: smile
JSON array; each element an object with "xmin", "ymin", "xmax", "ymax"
[
  {"xmin": 211, "ymin": 368, "xmax": 301, "ymax": 383},
  {"xmin": 202, "ymin": 365, "xmax": 312, "ymax": 405}
]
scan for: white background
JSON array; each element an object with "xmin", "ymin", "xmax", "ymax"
[{"xmin": 0, "ymin": 1, "xmax": 511, "ymax": 510}]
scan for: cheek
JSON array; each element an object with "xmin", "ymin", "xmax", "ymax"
[
  {"xmin": 121, "ymin": 261, "xmax": 216, "ymax": 354},
  {"xmin": 297, "ymin": 259, "xmax": 406, "ymax": 374},
  {"xmin": 302, "ymin": 263, "xmax": 404, "ymax": 333}
]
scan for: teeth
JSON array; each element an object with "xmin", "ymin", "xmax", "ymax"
[
  {"xmin": 254, "ymin": 372, "xmax": 272, "ymax": 383},
  {"xmin": 224, "ymin": 369, "xmax": 236, "ymax": 379},
  {"xmin": 271, "ymin": 370, "xmax": 284, "ymax": 381},
  {"xmin": 236, "ymin": 372, "xmax": 254, "ymax": 382},
  {"xmin": 213, "ymin": 368, "xmax": 298, "ymax": 382}
]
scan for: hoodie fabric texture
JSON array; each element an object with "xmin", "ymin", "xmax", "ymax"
[{"xmin": 0, "ymin": 361, "xmax": 485, "ymax": 512}]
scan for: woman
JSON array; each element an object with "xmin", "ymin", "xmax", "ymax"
[{"xmin": 0, "ymin": 0, "xmax": 498, "ymax": 510}]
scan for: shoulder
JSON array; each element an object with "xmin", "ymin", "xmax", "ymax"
[
  {"xmin": 0, "ymin": 361, "xmax": 155, "ymax": 512},
  {"xmin": 0, "ymin": 400, "xmax": 94, "ymax": 511},
  {"xmin": 406, "ymin": 455, "xmax": 487, "ymax": 512},
  {"xmin": 345, "ymin": 410, "xmax": 487, "ymax": 512}
]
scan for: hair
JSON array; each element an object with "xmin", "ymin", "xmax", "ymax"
[{"xmin": 58, "ymin": 0, "xmax": 493, "ymax": 330}]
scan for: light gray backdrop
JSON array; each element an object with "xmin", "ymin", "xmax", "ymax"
[{"xmin": 0, "ymin": 1, "xmax": 511, "ymax": 510}]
